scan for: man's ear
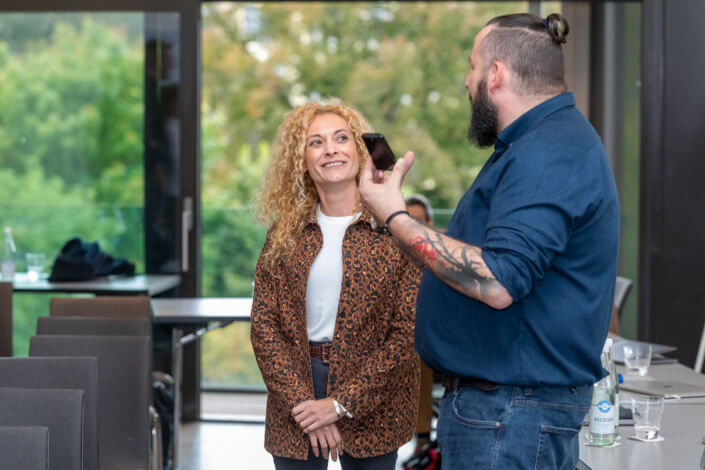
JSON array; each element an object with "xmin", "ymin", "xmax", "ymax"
[{"xmin": 487, "ymin": 61, "xmax": 505, "ymax": 93}]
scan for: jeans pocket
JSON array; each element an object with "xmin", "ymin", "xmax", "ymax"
[
  {"xmin": 534, "ymin": 424, "xmax": 580, "ymax": 470},
  {"xmin": 438, "ymin": 389, "xmax": 505, "ymax": 470},
  {"xmin": 451, "ymin": 389, "xmax": 504, "ymax": 428}
]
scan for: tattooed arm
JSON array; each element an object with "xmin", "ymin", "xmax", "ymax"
[
  {"xmin": 359, "ymin": 151, "xmax": 513, "ymax": 309},
  {"xmin": 389, "ymin": 213, "xmax": 513, "ymax": 309}
]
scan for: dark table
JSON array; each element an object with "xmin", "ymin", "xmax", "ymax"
[
  {"xmin": 0, "ymin": 272, "xmax": 181, "ymax": 359},
  {"xmin": 12, "ymin": 273, "xmax": 181, "ymax": 296},
  {"xmin": 151, "ymin": 297, "xmax": 252, "ymax": 470}
]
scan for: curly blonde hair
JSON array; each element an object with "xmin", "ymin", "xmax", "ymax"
[{"xmin": 256, "ymin": 100, "xmax": 372, "ymax": 263}]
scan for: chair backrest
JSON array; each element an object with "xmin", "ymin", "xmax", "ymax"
[
  {"xmin": 37, "ymin": 316, "xmax": 150, "ymax": 337},
  {"xmin": 50, "ymin": 296, "xmax": 152, "ymax": 319},
  {"xmin": 0, "ymin": 357, "xmax": 99, "ymax": 470},
  {"xmin": 0, "ymin": 387, "xmax": 84, "ymax": 470},
  {"xmin": 30, "ymin": 335, "xmax": 150, "ymax": 469},
  {"xmin": 0, "ymin": 426, "xmax": 49, "ymax": 470},
  {"xmin": 614, "ymin": 276, "xmax": 634, "ymax": 316},
  {"xmin": 695, "ymin": 319, "xmax": 705, "ymax": 374},
  {"xmin": 0, "ymin": 282, "xmax": 12, "ymax": 356}
]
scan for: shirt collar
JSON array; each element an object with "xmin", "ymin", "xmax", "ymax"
[
  {"xmin": 492, "ymin": 92, "xmax": 575, "ymax": 159},
  {"xmin": 305, "ymin": 203, "xmax": 373, "ymax": 229}
]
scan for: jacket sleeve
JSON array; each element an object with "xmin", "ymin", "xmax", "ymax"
[
  {"xmin": 333, "ymin": 255, "xmax": 420, "ymax": 419},
  {"xmin": 250, "ymin": 234, "xmax": 314, "ymax": 410}
]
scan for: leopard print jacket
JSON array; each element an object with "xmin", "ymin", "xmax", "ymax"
[{"xmin": 251, "ymin": 207, "xmax": 421, "ymax": 460}]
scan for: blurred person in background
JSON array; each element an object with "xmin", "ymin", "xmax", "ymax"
[{"xmin": 405, "ymin": 194, "xmax": 436, "ymax": 453}]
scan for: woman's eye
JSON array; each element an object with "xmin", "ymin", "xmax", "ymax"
[{"xmin": 337, "ymin": 134, "xmax": 348, "ymax": 142}]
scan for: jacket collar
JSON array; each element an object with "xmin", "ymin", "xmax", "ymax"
[{"xmin": 305, "ymin": 203, "xmax": 376, "ymax": 230}]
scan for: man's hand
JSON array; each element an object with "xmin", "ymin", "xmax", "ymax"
[
  {"xmin": 308, "ymin": 423, "xmax": 344, "ymax": 461},
  {"xmin": 292, "ymin": 398, "xmax": 339, "ymax": 433},
  {"xmin": 359, "ymin": 150, "xmax": 416, "ymax": 225}
]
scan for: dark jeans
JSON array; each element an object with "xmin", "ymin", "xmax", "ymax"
[
  {"xmin": 272, "ymin": 356, "xmax": 397, "ymax": 470},
  {"xmin": 437, "ymin": 382, "xmax": 591, "ymax": 470}
]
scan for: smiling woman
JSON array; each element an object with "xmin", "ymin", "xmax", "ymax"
[
  {"xmin": 250, "ymin": 100, "xmax": 421, "ymax": 468},
  {"xmin": 303, "ymin": 113, "xmax": 361, "ymax": 210},
  {"xmin": 256, "ymin": 101, "xmax": 373, "ymax": 263}
]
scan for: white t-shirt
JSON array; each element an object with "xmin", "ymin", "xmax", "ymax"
[{"xmin": 305, "ymin": 206, "xmax": 360, "ymax": 342}]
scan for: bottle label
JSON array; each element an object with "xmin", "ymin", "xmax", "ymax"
[{"xmin": 589, "ymin": 399, "xmax": 615, "ymax": 434}]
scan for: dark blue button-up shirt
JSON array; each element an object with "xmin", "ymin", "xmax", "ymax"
[{"xmin": 415, "ymin": 93, "xmax": 620, "ymax": 386}]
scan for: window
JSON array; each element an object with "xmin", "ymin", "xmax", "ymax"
[
  {"xmin": 0, "ymin": 10, "xmax": 183, "ymax": 354},
  {"xmin": 200, "ymin": 1, "xmax": 529, "ymax": 392}
]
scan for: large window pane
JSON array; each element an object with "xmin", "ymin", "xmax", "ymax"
[
  {"xmin": 200, "ymin": 2, "xmax": 527, "ymax": 391},
  {"xmin": 0, "ymin": 12, "xmax": 180, "ymax": 355}
]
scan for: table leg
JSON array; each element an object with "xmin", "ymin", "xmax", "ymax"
[
  {"xmin": 169, "ymin": 321, "xmax": 234, "ymax": 470},
  {"xmin": 0, "ymin": 282, "xmax": 12, "ymax": 356},
  {"xmin": 171, "ymin": 327, "xmax": 184, "ymax": 470}
]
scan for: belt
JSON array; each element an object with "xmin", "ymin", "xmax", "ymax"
[
  {"xmin": 441, "ymin": 375, "xmax": 499, "ymax": 392},
  {"xmin": 309, "ymin": 342, "xmax": 332, "ymax": 365}
]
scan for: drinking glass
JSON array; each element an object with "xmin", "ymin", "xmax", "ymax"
[
  {"xmin": 623, "ymin": 343, "xmax": 653, "ymax": 376},
  {"xmin": 26, "ymin": 252, "xmax": 46, "ymax": 282},
  {"xmin": 631, "ymin": 396, "xmax": 664, "ymax": 440}
]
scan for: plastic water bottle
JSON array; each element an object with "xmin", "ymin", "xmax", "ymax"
[
  {"xmin": 1, "ymin": 227, "xmax": 16, "ymax": 280},
  {"xmin": 588, "ymin": 341, "xmax": 616, "ymax": 446}
]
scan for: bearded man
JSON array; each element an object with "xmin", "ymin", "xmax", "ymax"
[{"xmin": 360, "ymin": 13, "xmax": 620, "ymax": 469}]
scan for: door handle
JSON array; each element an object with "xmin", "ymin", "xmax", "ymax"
[{"xmin": 181, "ymin": 196, "xmax": 193, "ymax": 272}]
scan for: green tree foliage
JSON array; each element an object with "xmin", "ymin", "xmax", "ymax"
[
  {"xmin": 0, "ymin": 15, "xmax": 144, "ymax": 355},
  {"xmin": 199, "ymin": 2, "xmax": 524, "ymax": 388},
  {"xmin": 201, "ymin": 2, "xmax": 522, "ymax": 212}
]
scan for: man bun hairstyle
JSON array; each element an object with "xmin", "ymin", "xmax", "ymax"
[
  {"xmin": 481, "ymin": 13, "xmax": 570, "ymax": 96},
  {"xmin": 545, "ymin": 13, "xmax": 570, "ymax": 45}
]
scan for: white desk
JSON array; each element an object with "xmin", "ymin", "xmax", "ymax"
[
  {"xmin": 578, "ymin": 363, "xmax": 705, "ymax": 469},
  {"xmin": 151, "ymin": 297, "xmax": 252, "ymax": 470}
]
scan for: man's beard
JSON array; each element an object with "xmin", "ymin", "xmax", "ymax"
[{"xmin": 467, "ymin": 78, "xmax": 499, "ymax": 148}]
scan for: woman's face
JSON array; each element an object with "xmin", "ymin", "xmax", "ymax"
[{"xmin": 303, "ymin": 112, "xmax": 360, "ymax": 193}]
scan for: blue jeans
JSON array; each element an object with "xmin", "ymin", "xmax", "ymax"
[
  {"xmin": 273, "ymin": 356, "xmax": 397, "ymax": 470},
  {"xmin": 437, "ymin": 383, "xmax": 591, "ymax": 470}
]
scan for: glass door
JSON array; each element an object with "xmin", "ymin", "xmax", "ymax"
[{"xmin": 0, "ymin": 1, "xmax": 200, "ymax": 355}]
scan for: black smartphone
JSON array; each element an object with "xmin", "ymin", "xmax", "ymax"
[{"xmin": 362, "ymin": 133, "xmax": 397, "ymax": 171}]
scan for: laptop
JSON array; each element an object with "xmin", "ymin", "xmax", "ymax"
[{"xmin": 620, "ymin": 380, "xmax": 705, "ymax": 399}]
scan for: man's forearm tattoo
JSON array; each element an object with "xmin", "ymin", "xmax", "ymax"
[{"xmin": 406, "ymin": 230, "xmax": 499, "ymax": 298}]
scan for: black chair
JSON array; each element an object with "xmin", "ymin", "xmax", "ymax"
[
  {"xmin": 695, "ymin": 319, "xmax": 705, "ymax": 374},
  {"xmin": 614, "ymin": 276, "xmax": 634, "ymax": 319},
  {"xmin": 0, "ymin": 357, "xmax": 99, "ymax": 470},
  {"xmin": 0, "ymin": 387, "xmax": 84, "ymax": 470},
  {"xmin": 0, "ymin": 426, "xmax": 49, "ymax": 470},
  {"xmin": 50, "ymin": 296, "xmax": 152, "ymax": 319},
  {"xmin": 35, "ymin": 315, "xmax": 162, "ymax": 469},
  {"xmin": 30, "ymin": 334, "xmax": 151, "ymax": 470},
  {"xmin": 37, "ymin": 316, "xmax": 151, "ymax": 336}
]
